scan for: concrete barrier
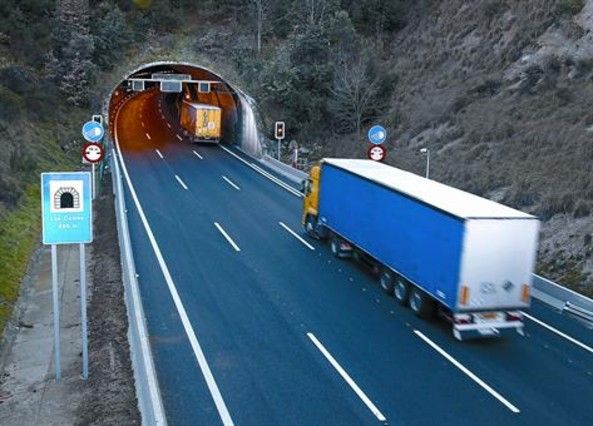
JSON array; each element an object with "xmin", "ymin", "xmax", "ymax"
[{"xmin": 111, "ymin": 149, "xmax": 167, "ymax": 425}]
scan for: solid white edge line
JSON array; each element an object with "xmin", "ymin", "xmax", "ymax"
[
  {"xmin": 214, "ymin": 222, "xmax": 241, "ymax": 252},
  {"xmin": 307, "ymin": 332, "xmax": 386, "ymax": 422},
  {"xmin": 192, "ymin": 150, "xmax": 203, "ymax": 160},
  {"xmin": 279, "ymin": 222, "xmax": 315, "ymax": 250},
  {"xmin": 222, "ymin": 176, "xmax": 240, "ymax": 191},
  {"xmin": 115, "ymin": 102, "xmax": 234, "ymax": 426},
  {"xmin": 113, "ymin": 150, "xmax": 166, "ymax": 425},
  {"xmin": 521, "ymin": 311, "xmax": 593, "ymax": 355},
  {"xmin": 219, "ymin": 145, "xmax": 303, "ymax": 198},
  {"xmin": 176, "ymin": 135, "xmax": 183, "ymax": 141},
  {"xmin": 155, "ymin": 149, "xmax": 163, "ymax": 159},
  {"xmin": 146, "ymin": 132, "xmax": 151, "ymax": 140},
  {"xmin": 413, "ymin": 329, "xmax": 520, "ymax": 413},
  {"xmin": 175, "ymin": 175, "xmax": 188, "ymax": 190}
]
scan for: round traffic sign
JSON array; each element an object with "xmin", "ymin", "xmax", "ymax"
[
  {"xmin": 82, "ymin": 121, "xmax": 105, "ymax": 143},
  {"xmin": 82, "ymin": 143, "xmax": 105, "ymax": 164},
  {"xmin": 368, "ymin": 145, "xmax": 387, "ymax": 162},
  {"xmin": 368, "ymin": 125, "xmax": 387, "ymax": 145}
]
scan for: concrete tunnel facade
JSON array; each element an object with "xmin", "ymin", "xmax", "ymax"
[{"xmin": 106, "ymin": 62, "xmax": 263, "ymax": 157}]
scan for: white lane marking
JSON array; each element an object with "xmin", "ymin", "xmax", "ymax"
[
  {"xmin": 146, "ymin": 132, "xmax": 151, "ymax": 140},
  {"xmin": 161, "ymin": 114, "xmax": 165, "ymax": 119},
  {"xmin": 413, "ymin": 330, "xmax": 520, "ymax": 413},
  {"xmin": 219, "ymin": 145, "xmax": 303, "ymax": 198},
  {"xmin": 522, "ymin": 311, "xmax": 593, "ymax": 355},
  {"xmin": 307, "ymin": 332, "xmax": 386, "ymax": 422},
  {"xmin": 142, "ymin": 121, "xmax": 145, "ymax": 128},
  {"xmin": 176, "ymin": 135, "xmax": 183, "ymax": 141},
  {"xmin": 279, "ymin": 222, "xmax": 315, "ymax": 250},
  {"xmin": 222, "ymin": 176, "xmax": 240, "ymax": 191},
  {"xmin": 167, "ymin": 122, "xmax": 172, "ymax": 129},
  {"xmin": 175, "ymin": 175, "xmax": 188, "ymax": 190},
  {"xmin": 111, "ymin": 150, "xmax": 166, "ymax": 424},
  {"xmin": 114, "ymin": 105, "xmax": 234, "ymax": 425},
  {"xmin": 192, "ymin": 150, "xmax": 203, "ymax": 160},
  {"xmin": 155, "ymin": 149, "xmax": 163, "ymax": 159},
  {"xmin": 214, "ymin": 222, "xmax": 241, "ymax": 252}
]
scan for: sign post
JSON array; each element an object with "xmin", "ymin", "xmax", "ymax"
[
  {"xmin": 274, "ymin": 121, "xmax": 285, "ymax": 161},
  {"xmin": 41, "ymin": 172, "xmax": 93, "ymax": 382},
  {"xmin": 81, "ymin": 142, "xmax": 105, "ymax": 199}
]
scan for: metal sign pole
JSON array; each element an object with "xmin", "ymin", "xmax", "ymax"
[
  {"xmin": 51, "ymin": 244, "xmax": 61, "ymax": 383},
  {"xmin": 80, "ymin": 243, "xmax": 89, "ymax": 379},
  {"xmin": 91, "ymin": 163, "xmax": 96, "ymax": 199},
  {"xmin": 277, "ymin": 138, "xmax": 280, "ymax": 161}
]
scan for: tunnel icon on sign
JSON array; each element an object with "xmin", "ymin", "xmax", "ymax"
[
  {"xmin": 49, "ymin": 180, "xmax": 84, "ymax": 213},
  {"xmin": 54, "ymin": 187, "xmax": 80, "ymax": 209}
]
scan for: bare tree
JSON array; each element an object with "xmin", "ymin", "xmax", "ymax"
[
  {"xmin": 329, "ymin": 52, "xmax": 382, "ymax": 136},
  {"xmin": 250, "ymin": 0, "xmax": 271, "ymax": 52}
]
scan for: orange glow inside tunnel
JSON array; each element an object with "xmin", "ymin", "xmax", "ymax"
[{"xmin": 108, "ymin": 63, "xmax": 241, "ymax": 154}]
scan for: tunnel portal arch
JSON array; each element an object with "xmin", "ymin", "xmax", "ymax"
[{"xmin": 107, "ymin": 61, "xmax": 264, "ymax": 157}]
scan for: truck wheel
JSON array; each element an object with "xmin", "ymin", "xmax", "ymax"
[
  {"xmin": 330, "ymin": 235, "xmax": 351, "ymax": 258},
  {"xmin": 330, "ymin": 236, "xmax": 341, "ymax": 257},
  {"xmin": 379, "ymin": 270, "xmax": 394, "ymax": 295},
  {"xmin": 394, "ymin": 277, "xmax": 410, "ymax": 306},
  {"xmin": 409, "ymin": 287, "xmax": 436, "ymax": 319},
  {"xmin": 304, "ymin": 215, "xmax": 318, "ymax": 238}
]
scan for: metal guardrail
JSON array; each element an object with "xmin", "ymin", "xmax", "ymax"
[
  {"xmin": 261, "ymin": 154, "xmax": 308, "ymax": 187},
  {"xmin": 532, "ymin": 274, "xmax": 593, "ymax": 321},
  {"xmin": 111, "ymin": 149, "xmax": 167, "ymax": 425}
]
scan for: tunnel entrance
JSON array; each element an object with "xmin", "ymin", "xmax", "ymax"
[{"xmin": 108, "ymin": 62, "xmax": 262, "ymax": 157}]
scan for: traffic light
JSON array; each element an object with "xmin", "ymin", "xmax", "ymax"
[{"xmin": 275, "ymin": 121, "xmax": 286, "ymax": 140}]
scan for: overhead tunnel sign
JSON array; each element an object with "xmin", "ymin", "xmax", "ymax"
[{"xmin": 41, "ymin": 172, "xmax": 92, "ymax": 245}]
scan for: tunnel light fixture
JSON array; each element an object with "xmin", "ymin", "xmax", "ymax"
[
  {"xmin": 131, "ymin": 80, "xmax": 145, "ymax": 92},
  {"xmin": 160, "ymin": 81, "xmax": 183, "ymax": 93}
]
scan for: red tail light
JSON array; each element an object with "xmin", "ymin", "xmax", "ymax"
[
  {"xmin": 454, "ymin": 314, "xmax": 472, "ymax": 324},
  {"xmin": 506, "ymin": 311, "xmax": 523, "ymax": 322}
]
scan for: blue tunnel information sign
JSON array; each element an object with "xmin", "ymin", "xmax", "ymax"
[{"xmin": 41, "ymin": 172, "xmax": 92, "ymax": 245}]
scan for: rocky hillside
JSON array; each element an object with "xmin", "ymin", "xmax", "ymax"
[{"xmin": 379, "ymin": 0, "xmax": 593, "ymax": 294}]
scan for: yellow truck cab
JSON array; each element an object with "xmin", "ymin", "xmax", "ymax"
[{"xmin": 302, "ymin": 165, "xmax": 323, "ymax": 237}]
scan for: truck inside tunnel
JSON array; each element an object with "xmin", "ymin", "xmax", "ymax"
[{"xmin": 108, "ymin": 63, "xmax": 261, "ymax": 156}]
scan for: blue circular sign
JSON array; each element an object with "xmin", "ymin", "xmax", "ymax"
[
  {"xmin": 368, "ymin": 125, "xmax": 387, "ymax": 145},
  {"xmin": 82, "ymin": 121, "xmax": 104, "ymax": 143}
]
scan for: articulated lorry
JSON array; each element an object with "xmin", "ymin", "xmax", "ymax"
[
  {"xmin": 179, "ymin": 101, "xmax": 222, "ymax": 143},
  {"xmin": 302, "ymin": 159, "xmax": 540, "ymax": 340}
]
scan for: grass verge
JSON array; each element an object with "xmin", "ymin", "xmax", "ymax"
[{"xmin": 0, "ymin": 185, "xmax": 41, "ymax": 337}]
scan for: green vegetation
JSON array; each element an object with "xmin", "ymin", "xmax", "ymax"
[{"xmin": 0, "ymin": 185, "xmax": 41, "ymax": 333}]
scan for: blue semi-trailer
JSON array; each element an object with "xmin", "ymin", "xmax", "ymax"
[{"xmin": 302, "ymin": 159, "xmax": 540, "ymax": 340}]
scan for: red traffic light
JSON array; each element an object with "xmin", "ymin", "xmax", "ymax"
[{"xmin": 275, "ymin": 121, "xmax": 286, "ymax": 140}]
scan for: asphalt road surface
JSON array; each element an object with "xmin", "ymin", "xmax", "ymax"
[{"xmin": 114, "ymin": 89, "xmax": 593, "ymax": 425}]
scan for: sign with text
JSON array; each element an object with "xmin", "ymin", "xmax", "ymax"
[{"xmin": 41, "ymin": 172, "xmax": 92, "ymax": 245}]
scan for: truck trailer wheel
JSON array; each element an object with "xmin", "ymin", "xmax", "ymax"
[
  {"xmin": 330, "ymin": 235, "xmax": 352, "ymax": 258},
  {"xmin": 409, "ymin": 287, "xmax": 436, "ymax": 319},
  {"xmin": 379, "ymin": 270, "xmax": 395, "ymax": 295},
  {"xmin": 394, "ymin": 277, "xmax": 410, "ymax": 306}
]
